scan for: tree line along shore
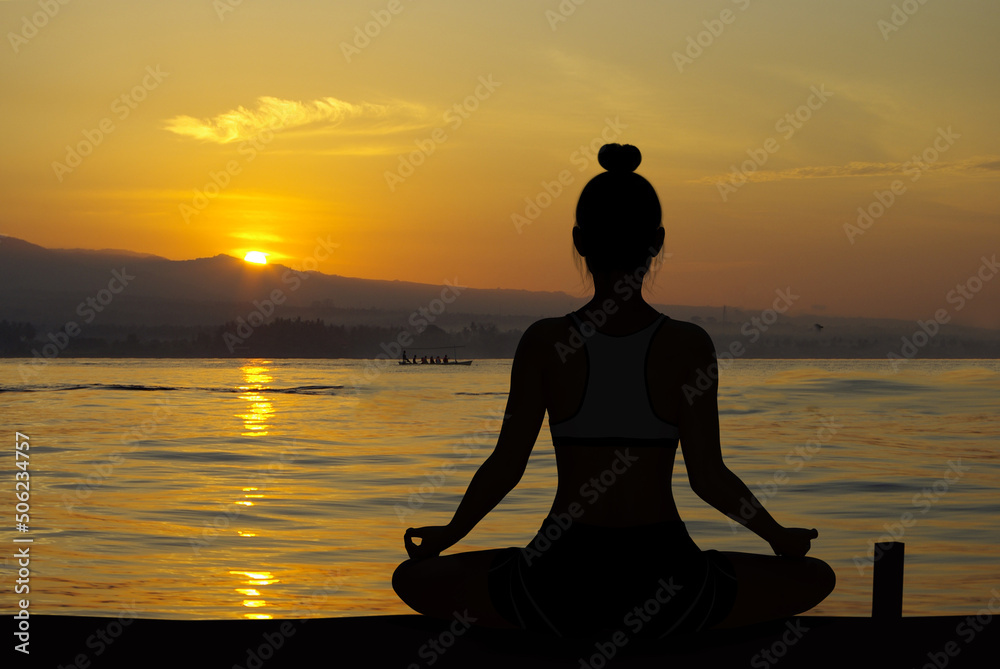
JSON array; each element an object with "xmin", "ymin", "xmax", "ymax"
[{"xmin": 1, "ymin": 317, "xmax": 997, "ymax": 360}]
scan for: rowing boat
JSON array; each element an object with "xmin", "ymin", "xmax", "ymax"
[{"xmin": 398, "ymin": 360, "xmax": 473, "ymax": 366}]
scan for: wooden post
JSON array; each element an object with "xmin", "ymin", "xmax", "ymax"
[{"xmin": 872, "ymin": 541, "xmax": 904, "ymax": 619}]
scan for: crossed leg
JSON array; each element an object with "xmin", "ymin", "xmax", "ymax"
[
  {"xmin": 712, "ymin": 552, "xmax": 837, "ymax": 628},
  {"xmin": 393, "ymin": 549, "xmax": 836, "ymax": 632},
  {"xmin": 392, "ymin": 549, "xmax": 515, "ymax": 629}
]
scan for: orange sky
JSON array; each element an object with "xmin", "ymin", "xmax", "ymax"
[{"xmin": 1, "ymin": 0, "xmax": 998, "ymax": 327}]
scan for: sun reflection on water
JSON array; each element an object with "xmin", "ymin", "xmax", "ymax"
[
  {"xmin": 227, "ymin": 362, "xmax": 284, "ymax": 618},
  {"xmin": 237, "ymin": 362, "xmax": 274, "ymax": 436},
  {"xmin": 230, "ymin": 570, "xmax": 280, "ymax": 619}
]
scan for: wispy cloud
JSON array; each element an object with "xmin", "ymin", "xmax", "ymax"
[
  {"xmin": 971, "ymin": 159, "xmax": 1000, "ymax": 171},
  {"xmin": 228, "ymin": 231, "xmax": 286, "ymax": 243},
  {"xmin": 689, "ymin": 156, "xmax": 1000, "ymax": 185},
  {"xmin": 164, "ymin": 96, "xmax": 425, "ymax": 144}
]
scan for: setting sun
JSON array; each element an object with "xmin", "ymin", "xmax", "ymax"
[{"xmin": 244, "ymin": 251, "xmax": 268, "ymax": 265}]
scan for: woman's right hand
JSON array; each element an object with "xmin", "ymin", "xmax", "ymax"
[
  {"xmin": 767, "ymin": 527, "xmax": 819, "ymax": 558},
  {"xmin": 403, "ymin": 525, "xmax": 461, "ymax": 560}
]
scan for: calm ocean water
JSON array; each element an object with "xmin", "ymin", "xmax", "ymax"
[{"xmin": 1, "ymin": 358, "xmax": 998, "ymax": 620}]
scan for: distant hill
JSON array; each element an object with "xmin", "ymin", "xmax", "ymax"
[
  {"xmin": 1, "ymin": 235, "xmax": 997, "ymax": 358},
  {"xmin": 0, "ymin": 234, "xmax": 739, "ymax": 330},
  {"xmin": 0, "ymin": 235, "xmax": 579, "ymax": 330}
]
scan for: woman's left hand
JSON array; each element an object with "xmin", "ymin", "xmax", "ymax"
[
  {"xmin": 404, "ymin": 525, "xmax": 460, "ymax": 560},
  {"xmin": 768, "ymin": 527, "xmax": 819, "ymax": 558}
]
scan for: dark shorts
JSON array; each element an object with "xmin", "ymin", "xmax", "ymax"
[{"xmin": 487, "ymin": 516, "xmax": 737, "ymax": 639}]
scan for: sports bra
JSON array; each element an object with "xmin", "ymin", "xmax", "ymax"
[{"xmin": 548, "ymin": 311, "xmax": 680, "ymax": 448}]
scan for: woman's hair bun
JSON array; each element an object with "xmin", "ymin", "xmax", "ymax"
[{"xmin": 597, "ymin": 143, "xmax": 642, "ymax": 173}]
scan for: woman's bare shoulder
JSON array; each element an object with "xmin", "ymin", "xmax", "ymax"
[
  {"xmin": 658, "ymin": 316, "xmax": 715, "ymax": 350},
  {"xmin": 518, "ymin": 316, "xmax": 573, "ymax": 345},
  {"xmin": 514, "ymin": 316, "xmax": 577, "ymax": 362}
]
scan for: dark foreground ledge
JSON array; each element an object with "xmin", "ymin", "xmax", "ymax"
[{"xmin": 21, "ymin": 614, "xmax": 999, "ymax": 668}]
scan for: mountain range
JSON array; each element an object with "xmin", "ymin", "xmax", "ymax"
[{"xmin": 1, "ymin": 235, "xmax": 997, "ymax": 358}]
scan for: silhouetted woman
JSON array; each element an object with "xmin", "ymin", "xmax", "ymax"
[{"xmin": 393, "ymin": 144, "xmax": 835, "ymax": 639}]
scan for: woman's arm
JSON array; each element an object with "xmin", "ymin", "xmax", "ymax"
[
  {"xmin": 404, "ymin": 323, "xmax": 547, "ymax": 559},
  {"xmin": 677, "ymin": 326, "xmax": 816, "ymax": 556}
]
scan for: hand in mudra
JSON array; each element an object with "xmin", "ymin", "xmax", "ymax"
[
  {"xmin": 768, "ymin": 527, "xmax": 819, "ymax": 558},
  {"xmin": 404, "ymin": 526, "xmax": 460, "ymax": 560}
]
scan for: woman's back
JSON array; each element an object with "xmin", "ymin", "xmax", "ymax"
[
  {"xmin": 528, "ymin": 306, "xmax": 710, "ymax": 526},
  {"xmin": 394, "ymin": 144, "xmax": 835, "ymax": 636}
]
